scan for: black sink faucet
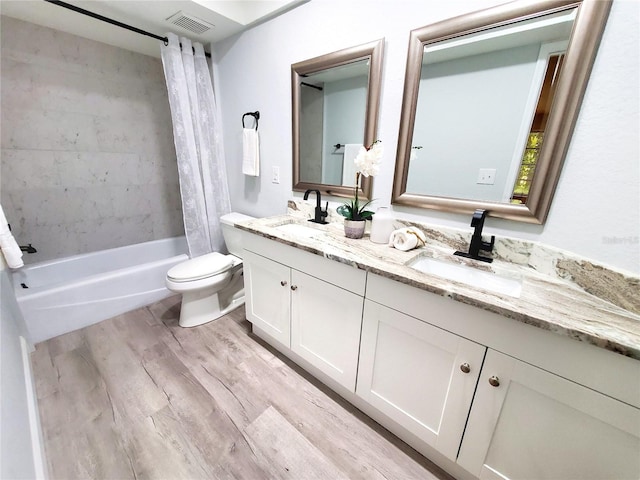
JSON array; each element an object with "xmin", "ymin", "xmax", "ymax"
[
  {"xmin": 454, "ymin": 209, "xmax": 495, "ymax": 263},
  {"xmin": 303, "ymin": 189, "xmax": 328, "ymax": 224}
]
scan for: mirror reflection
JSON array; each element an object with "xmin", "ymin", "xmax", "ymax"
[
  {"xmin": 406, "ymin": 9, "xmax": 574, "ymax": 204},
  {"xmin": 299, "ymin": 59, "xmax": 369, "ymax": 186},
  {"xmin": 292, "ymin": 39, "xmax": 384, "ymax": 200},
  {"xmin": 392, "ymin": 0, "xmax": 612, "ymax": 224}
]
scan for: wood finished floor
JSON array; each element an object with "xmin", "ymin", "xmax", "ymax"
[{"xmin": 32, "ymin": 296, "xmax": 453, "ymax": 480}]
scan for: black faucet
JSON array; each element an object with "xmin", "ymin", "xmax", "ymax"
[
  {"xmin": 303, "ymin": 189, "xmax": 328, "ymax": 224},
  {"xmin": 454, "ymin": 209, "xmax": 495, "ymax": 263},
  {"xmin": 20, "ymin": 244, "xmax": 37, "ymax": 254}
]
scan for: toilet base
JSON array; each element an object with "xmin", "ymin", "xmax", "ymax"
[{"xmin": 178, "ymin": 270, "xmax": 245, "ymax": 328}]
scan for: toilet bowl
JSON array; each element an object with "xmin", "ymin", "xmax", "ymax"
[{"xmin": 166, "ymin": 212, "xmax": 254, "ymax": 328}]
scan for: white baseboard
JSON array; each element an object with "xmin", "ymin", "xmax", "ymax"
[{"xmin": 20, "ymin": 336, "xmax": 48, "ymax": 480}]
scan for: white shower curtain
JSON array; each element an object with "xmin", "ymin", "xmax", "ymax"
[{"xmin": 161, "ymin": 33, "xmax": 231, "ymax": 258}]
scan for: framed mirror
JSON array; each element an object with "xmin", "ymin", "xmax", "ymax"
[
  {"xmin": 392, "ymin": 0, "xmax": 611, "ymax": 223},
  {"xmin": 292, "ymin": 39, "xmax": 384, "ymax": 200}
]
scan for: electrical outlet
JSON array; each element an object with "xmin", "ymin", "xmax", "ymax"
[
  {"xmin": 477, "ymin": 168, "xmax": 496, "ymax": 185},
  {"xmin": 272, "ymin": 166, "xmax": 280, "ymax": 184}
]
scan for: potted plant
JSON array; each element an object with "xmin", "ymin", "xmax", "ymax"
[{"xmin": 337, "ymin": 140, "xmax": 382, "ymax": 239}]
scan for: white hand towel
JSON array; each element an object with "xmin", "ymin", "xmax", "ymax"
[
  {"xmin": 242, "ymin": 128, "xmax": 260, "ymax": 176},
  {"xmin": 0, "ymin": 204, "xmax": 24, "ymax": 268},
  {"xmin": 388, "ymin": 227, "xmax": 426, "ymax": 252},
  {"xmin": 342, "ymin": 144, "xmax": 362, "ymax": 186}
]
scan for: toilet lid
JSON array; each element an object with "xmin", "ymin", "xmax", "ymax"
[{"xmin": 167, "ymin": 252, "xmax": 234, "ymax": 282}]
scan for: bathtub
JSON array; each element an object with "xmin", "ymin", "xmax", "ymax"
[{"xmin": 12, "ymin": 236, "xmax": 188, "ymax": 343}]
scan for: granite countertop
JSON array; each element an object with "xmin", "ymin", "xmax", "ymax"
[{"xmin": 236, "ymin": 205, "xmax": 640, "ymax": 361}]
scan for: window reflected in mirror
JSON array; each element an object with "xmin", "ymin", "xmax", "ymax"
[{"xmin": 511, "ymin": 53, "xmax": 564, "ymax": 204}]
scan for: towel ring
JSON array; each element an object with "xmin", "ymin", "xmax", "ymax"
[{"xmin": 242, "ymin": 111, "xmax": 260, "ymax": 130}]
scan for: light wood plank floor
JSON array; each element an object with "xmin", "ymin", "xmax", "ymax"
[{"xmin": 32, "ymin": 296, "xmax": 453, "ymax": 480}]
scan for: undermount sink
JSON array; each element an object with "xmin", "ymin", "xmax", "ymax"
[
  {"xmin": 409, "ymin": 256, "xmax": 523, "ymax": 298},
  {"xmin": 274, "ymin": 222, "xmax": 323, "ymax": 238}
]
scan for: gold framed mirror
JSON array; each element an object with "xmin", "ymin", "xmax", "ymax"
[
  {"xmin": 292, "ymin": 39, "xmax": 384, "ymax": 200},
  {"xmin": 392, "ymin": 0, "xmax": 611, "ymax": 223}
]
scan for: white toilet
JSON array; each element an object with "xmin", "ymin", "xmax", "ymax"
[{"xmin": 166, "ymin": 212, "xmax": 254, "ymax": 327}]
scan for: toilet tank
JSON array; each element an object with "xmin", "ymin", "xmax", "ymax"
[{"xmin": 220, "ymin": 212, "xmax": 255, "ymax": 258}]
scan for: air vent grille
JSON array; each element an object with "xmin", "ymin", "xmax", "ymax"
[{"xmin": 166, "ymin": 11, "xmax": 214, "ymax": 35}]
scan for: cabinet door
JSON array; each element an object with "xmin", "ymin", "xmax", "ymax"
[
  {"xmin": 457, "ymin": 349, "xmax": 640, "ymax": 480},
  {"xmin": 243, "ymin": 250, "xmax": 291, "ymax": 347},
  {"xmin": 290, "ymin": 270, "xmax": 364, "ymax": 391},
  {"xmin": 356, "ymin": 300, "xmax": 486, "ymax": 461}
]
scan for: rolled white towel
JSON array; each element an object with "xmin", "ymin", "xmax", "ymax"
[{"xmin": 388, "ymin": 227, "xmax": 426, "ymax": 252}]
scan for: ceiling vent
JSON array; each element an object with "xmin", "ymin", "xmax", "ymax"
[{"xmin": 166, "ymin": 11, "xmax": 214, "ymax": 35}]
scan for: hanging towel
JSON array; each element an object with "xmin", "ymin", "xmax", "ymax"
[
  {"xmin": 388, "ymin": 227, "xmax": 426, "ymax": 252},
  {"xmin": 0, "ymin": 204, "xmax": 23, "ymax": 269},
  {"xmin": 342, "ymin": 144, "xmax": 362, "ymax": 186},
  {"xmin": 242, "ymin": 128, "xmax": 260, "ymax": 176}
]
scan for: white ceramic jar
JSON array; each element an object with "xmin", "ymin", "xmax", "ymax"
[{"xmin": 370, "ymin": 207, "xmax": 395, "ymax": 244}]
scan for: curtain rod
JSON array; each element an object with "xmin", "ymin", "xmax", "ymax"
[{"xmin": 43, "ymin": 0, "xmax": 212, "ymax": 58}]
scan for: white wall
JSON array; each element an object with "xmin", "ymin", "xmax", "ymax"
[
  {"xmin": 214, "ymin": 0, "xmax": 639, "ymax": 274},
  {"xmin": 0, "ymin": 260, "xmax": 45, "ymax": 479}
]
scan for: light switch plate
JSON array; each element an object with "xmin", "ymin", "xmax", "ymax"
[
  {"xmin": 272, "ymin": 166, "xmax": 280, "ymax": 184},
  {"xmin": 477, "ymin": 168, "xmax": 496, "ymax": 185}
]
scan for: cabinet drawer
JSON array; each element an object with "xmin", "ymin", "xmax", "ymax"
[{"xmin": 242, "ymin": 231, "xmax": 366, "ymax": 295}]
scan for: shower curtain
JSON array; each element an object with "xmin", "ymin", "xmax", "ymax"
[{"xmin": 161, "ymin": 33, "xmax": 231, "ymax": 258}]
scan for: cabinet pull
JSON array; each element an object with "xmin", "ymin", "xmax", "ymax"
[
  {"xmin": 460, "ymin": 363, "xmax": 471, "ymax": 374},
  {"xmin": 291, "ymin": 285, "xmax": 298, "ymax": 291},
  {"xmin": 280, "ymin": 280, "xmax": 287, "ymax": 286},
  {"xmin": 488, "ymin": 376, "xmax": 500, "ymax": 387}
]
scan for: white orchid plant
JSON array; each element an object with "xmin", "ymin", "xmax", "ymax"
[{"xmin": 337, "ymin": 140, "xmax": 382, "ymax": 221}]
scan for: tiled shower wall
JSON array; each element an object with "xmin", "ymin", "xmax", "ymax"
[{"xmin": 0, "ymin": 16, "xmax": 184, "ymax": 263}]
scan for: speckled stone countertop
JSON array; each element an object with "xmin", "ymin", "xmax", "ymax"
[{"xmin": 236, "ymin": 201, "xmax": 640, "ymax": 360}]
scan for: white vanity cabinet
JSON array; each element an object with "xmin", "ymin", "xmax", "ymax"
[
  {"xmin": 357, "ymin": 300, "xmax": 486, "ymax": 461},
  {"xmin": 243, "ymin": 250, "xmax": 292, "ymax": 347},
  {"xmin": 290, "ymin": 269, "xmax": 363, "ymax": 391},
  {"xmin": 241, "ymin": 229, "xmax": 640, "ymax": 480},
  {"xmin": 457, "ymin": 349, "xmax": 640, "ymax": 480},
  {"xmin": 242, "ymin": 233, "xmax": 366, "ymax": 391},
  {"xmin": 366, "ymin": 273, "xmax": 640, "ymax": 480}
]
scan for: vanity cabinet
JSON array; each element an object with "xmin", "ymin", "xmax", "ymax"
[
  {"xmin": 357, "ymin": 300, "xmax": 486, "ymax": 461},
  {"xmin": 366, "ymin": 273, "xmax": 640, "ymax": 480},
  {"xmin": 457, "ymin": 349, "xmax": 640, "ymax": 480},
  {"xmin": 243, "ymin": 250, "xmax": 291, "ymax": 347},
  {"xmin": 241, "ymin": 230, "xmax": 640, "ymax": 480},
  {"xmin": 243, "ymin": 235, "xmax": 366, "ymax": 391}
]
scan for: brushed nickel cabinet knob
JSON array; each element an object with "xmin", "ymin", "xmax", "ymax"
[
  {"xmin": 291, "ymin": 285, "xmax": 298, "ymax": 291},
  {"xmin": 460, "ymin": 363, "xmax": 471, "ymax": 374},
  {"xmin": 280, "ymin": 280, "xmax": 287, "ymax": 286},
  {"xmin": 488, "ymin": 376, "xmax": 500, "ymax": 387}
]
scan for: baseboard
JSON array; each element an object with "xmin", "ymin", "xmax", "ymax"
[{"xmin": 20, "ymin": 336, "xmax": 48, "ymax": 480}]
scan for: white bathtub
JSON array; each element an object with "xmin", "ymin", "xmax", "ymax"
[{"xmin": 12, "ymin": 236, "xmax": 188, "ymax": 343}]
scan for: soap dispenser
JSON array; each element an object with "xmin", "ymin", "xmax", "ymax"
[{"xmin": 370, "ymin": 207, "xmax": 395, "ymax": 244}]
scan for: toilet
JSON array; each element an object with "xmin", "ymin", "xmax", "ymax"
[{"xmin": 166, "ymin": 212, "xmax": 254, "ymax": 328}]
